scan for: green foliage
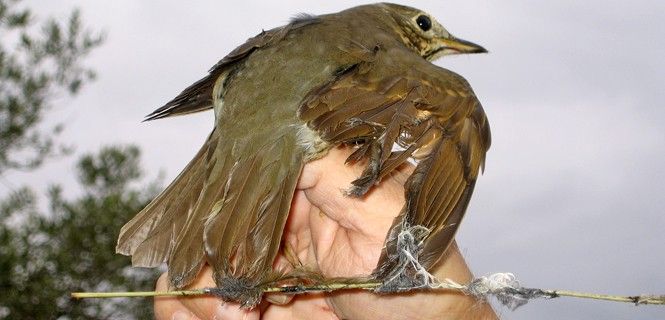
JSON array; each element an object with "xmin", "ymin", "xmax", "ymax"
[
  {"xmin": 0, "ymin": 2, "xmax": 159, "ymax": 318},
  {"xmin": 0, "ymin": 0, "xmax": 104, "ymax": 173},
  {"xmin": 78, "ymin": 146, "xmax": 142, "ymax": 194},
  {"xmin": 0, "ymin": 145, "xmax": 161, "ymax": 319}
]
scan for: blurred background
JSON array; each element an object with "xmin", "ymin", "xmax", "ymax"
[{"xmin": 2, "ymin": 0, "xmax": 663, "ymax": 318}]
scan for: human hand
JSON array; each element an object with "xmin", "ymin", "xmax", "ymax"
[{"xmin": 154, "ymin": 146, "xmax": 497, "ymax": 319}]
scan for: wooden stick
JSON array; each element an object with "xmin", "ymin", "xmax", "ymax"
[
  {"xmin": 72, "ymin": 289, "xmax": 207, "ymax": 299},
  {"xmin": 544, "ymin": 290, "xmax": 665, "ymax": 305},
  {"xmin": 72, "ymin": 282, "xmax": 665, "ymax": 306}
]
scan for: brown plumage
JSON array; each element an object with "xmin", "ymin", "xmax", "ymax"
[{"xmin": 117, "ymin": 3, "xmax": 490, "ymax": 306}]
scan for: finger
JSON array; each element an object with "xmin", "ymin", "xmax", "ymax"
[
  {"xmin": 298, "ymin": 146, "xmax": 414, "ymax": 191},
  {"xmin": 183, "ymin": 266, "xmax": 260, "ymax": 320},
  {"xmin": 299, "ymin": 147, "xmax": 407, "ymax": 230},
  {"xmin": 262, "ymin": 293, "xmax": 339, "ymax": 319},
  {"xmin": 299, "ymin": 148, "xmax": 417, "ymax": 279},
  {"xmin": 154, "ymin": 272, "xmax": 202, "ymax": 320},
  {"xmin": 263, "ymin": 190, "xmax": 323, "ymax": 306},
  {"xmin": 284, "ymin": 190, "xmax": 314, "ymax": 249},
  {"xmin": 265, "ymin": 253, "xmax": 296, "ymax": 306},
  {"xmin": 323, "ymin": 243, "xmax": 494, "ymax": 320},
  {"xmin": 307, "ymin": 204, "xmax": 341, "ymax": 268},
  {"xmin": 155, "ymin": 267, "xmax": 260, "ymax": 320},
  {"xmin": 297, "ymin": 146, "xmax": 364, "ymax": 191},
  {"xmin": 299, "ymin": 147, "xmax": 370, "ymax": 225}
]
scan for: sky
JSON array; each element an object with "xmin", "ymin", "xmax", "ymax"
[{"xmin": 7, "ymin": 1, "xmax": 665, "ymax": 319}]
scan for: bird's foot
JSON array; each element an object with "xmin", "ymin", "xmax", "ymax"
[
  {"xmin": 373, "ymin": 224, "xmax": 437, "ymax": 293},
  {"xmin": 347, "ymin": 140, "xmax": 384, "ymax": 197},
  {"xmin": 348, "ymin": 174, "xmax": 378, "ymax": 197},
  {"xmin": 207, "ymin": 277, "xmax": 263, "ymax": 308}
]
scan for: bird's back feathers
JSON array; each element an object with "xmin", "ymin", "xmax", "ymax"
[{"xmin": 143, "ymin": 17, "xmax": 321, "ymax": 121}]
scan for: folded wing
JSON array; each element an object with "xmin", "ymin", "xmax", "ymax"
[{"xmin": 298, "ymin": 46, "xmax": 491, "ymax": 277}]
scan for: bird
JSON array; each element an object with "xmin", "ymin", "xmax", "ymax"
[{"xmin": 116, "ymin": 2, "xmax": 491, "ymax": 306}]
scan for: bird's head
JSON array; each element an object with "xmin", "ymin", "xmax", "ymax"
[{"xmin": 379, "ymin": 3, "xmax": 487, "ymax": 61}]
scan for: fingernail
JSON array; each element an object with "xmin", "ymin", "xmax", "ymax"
[
  {"xmin": 265, "ymin": 293, "xmax": 293, "ymax": 305},
  {"xmin": 172, "ymin": 311, "xmax": 190, "ymax": 320}
]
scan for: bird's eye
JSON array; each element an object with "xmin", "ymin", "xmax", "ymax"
[{"xmin": 416, "ymin": 15, "xmax": 432, "ymax": 32}]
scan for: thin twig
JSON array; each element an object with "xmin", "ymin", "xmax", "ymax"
[
  {"xmin": 71, "ymin": 280, "xmax": 665, "ymax": 306},
  {"xmin": 543, "ymin": 290, "xmax": 665, "ymax": 305},
  {"xmin": 262, "ymin": 281, "xmax": 382, "ymax": 293},
  {"xmin": 72, "ymin": 289, "xmax": 207, "ymax": 299},
  {"xmin": 72, "ymin": 282, "xmax": 382, "ymax": 299}
]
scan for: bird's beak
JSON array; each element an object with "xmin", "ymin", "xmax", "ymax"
[
  {"xmin": 438, "ymin": 36, "xmax": 488, "ymax": 54},
  {"xmin": 427, "ymin": 35, "xmax": 487, "ymax": 60}
]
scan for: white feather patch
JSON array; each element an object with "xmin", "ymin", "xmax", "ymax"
[{"xmin": 293, "ymin": 124, "xmax": 329, "ymax": 161}]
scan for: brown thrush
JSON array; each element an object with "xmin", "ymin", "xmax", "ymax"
[{"xmin": 116, "ymin": 3, "xmax": 490, "ymax": 305}]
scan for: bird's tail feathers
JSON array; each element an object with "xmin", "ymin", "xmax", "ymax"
[
  {"xmin": 116, "ymin": 131, "xmax": 215, "ymax": 270},
  {"xmin": 116, "ymin": 130, "xmax": 303, "ymax": 290}
]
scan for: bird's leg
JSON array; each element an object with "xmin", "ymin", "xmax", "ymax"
[
  {"xmin": 335, "ymin": 118, "xmax": 383, "ymax": 196},
  {"xmin": 375, "ymin": 123, "xmax": 435, "ymax": 182},
  {"xmin": 207, "ymin": 276, "xmax": 264, "ymax": 308},
  {"xmin": 348, "ymin": 95, "xmax": 416, "ymax": 197},
  {"xmin": 342, "ymin": 120, "xmax": 381, "ymax": 165},
  {"xmin": 344, "ymin": 139, "xmax": 372, "ymax": 164},
  {"xmin": 373, "ymin": 223, "xmax": 435, "ymax": 293},
  {"xmin": 348, "ymin": 140, "xmax": 383, "ymax": 197}
]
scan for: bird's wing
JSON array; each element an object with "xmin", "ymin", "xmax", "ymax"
[
  {"xmin": 144, "ymin": 17, "xmax": 320, "ymax": 121},
  {"xmin": 298, "ymin": 47, "xmax": 491, "ymax": 275},
  {"xmin": 116, "ymin": 131, "xmax": 212, "ymax": 269},
  {"xmin": 117, "ymin": 128, "xmax": 303, "ymax": 294}
]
